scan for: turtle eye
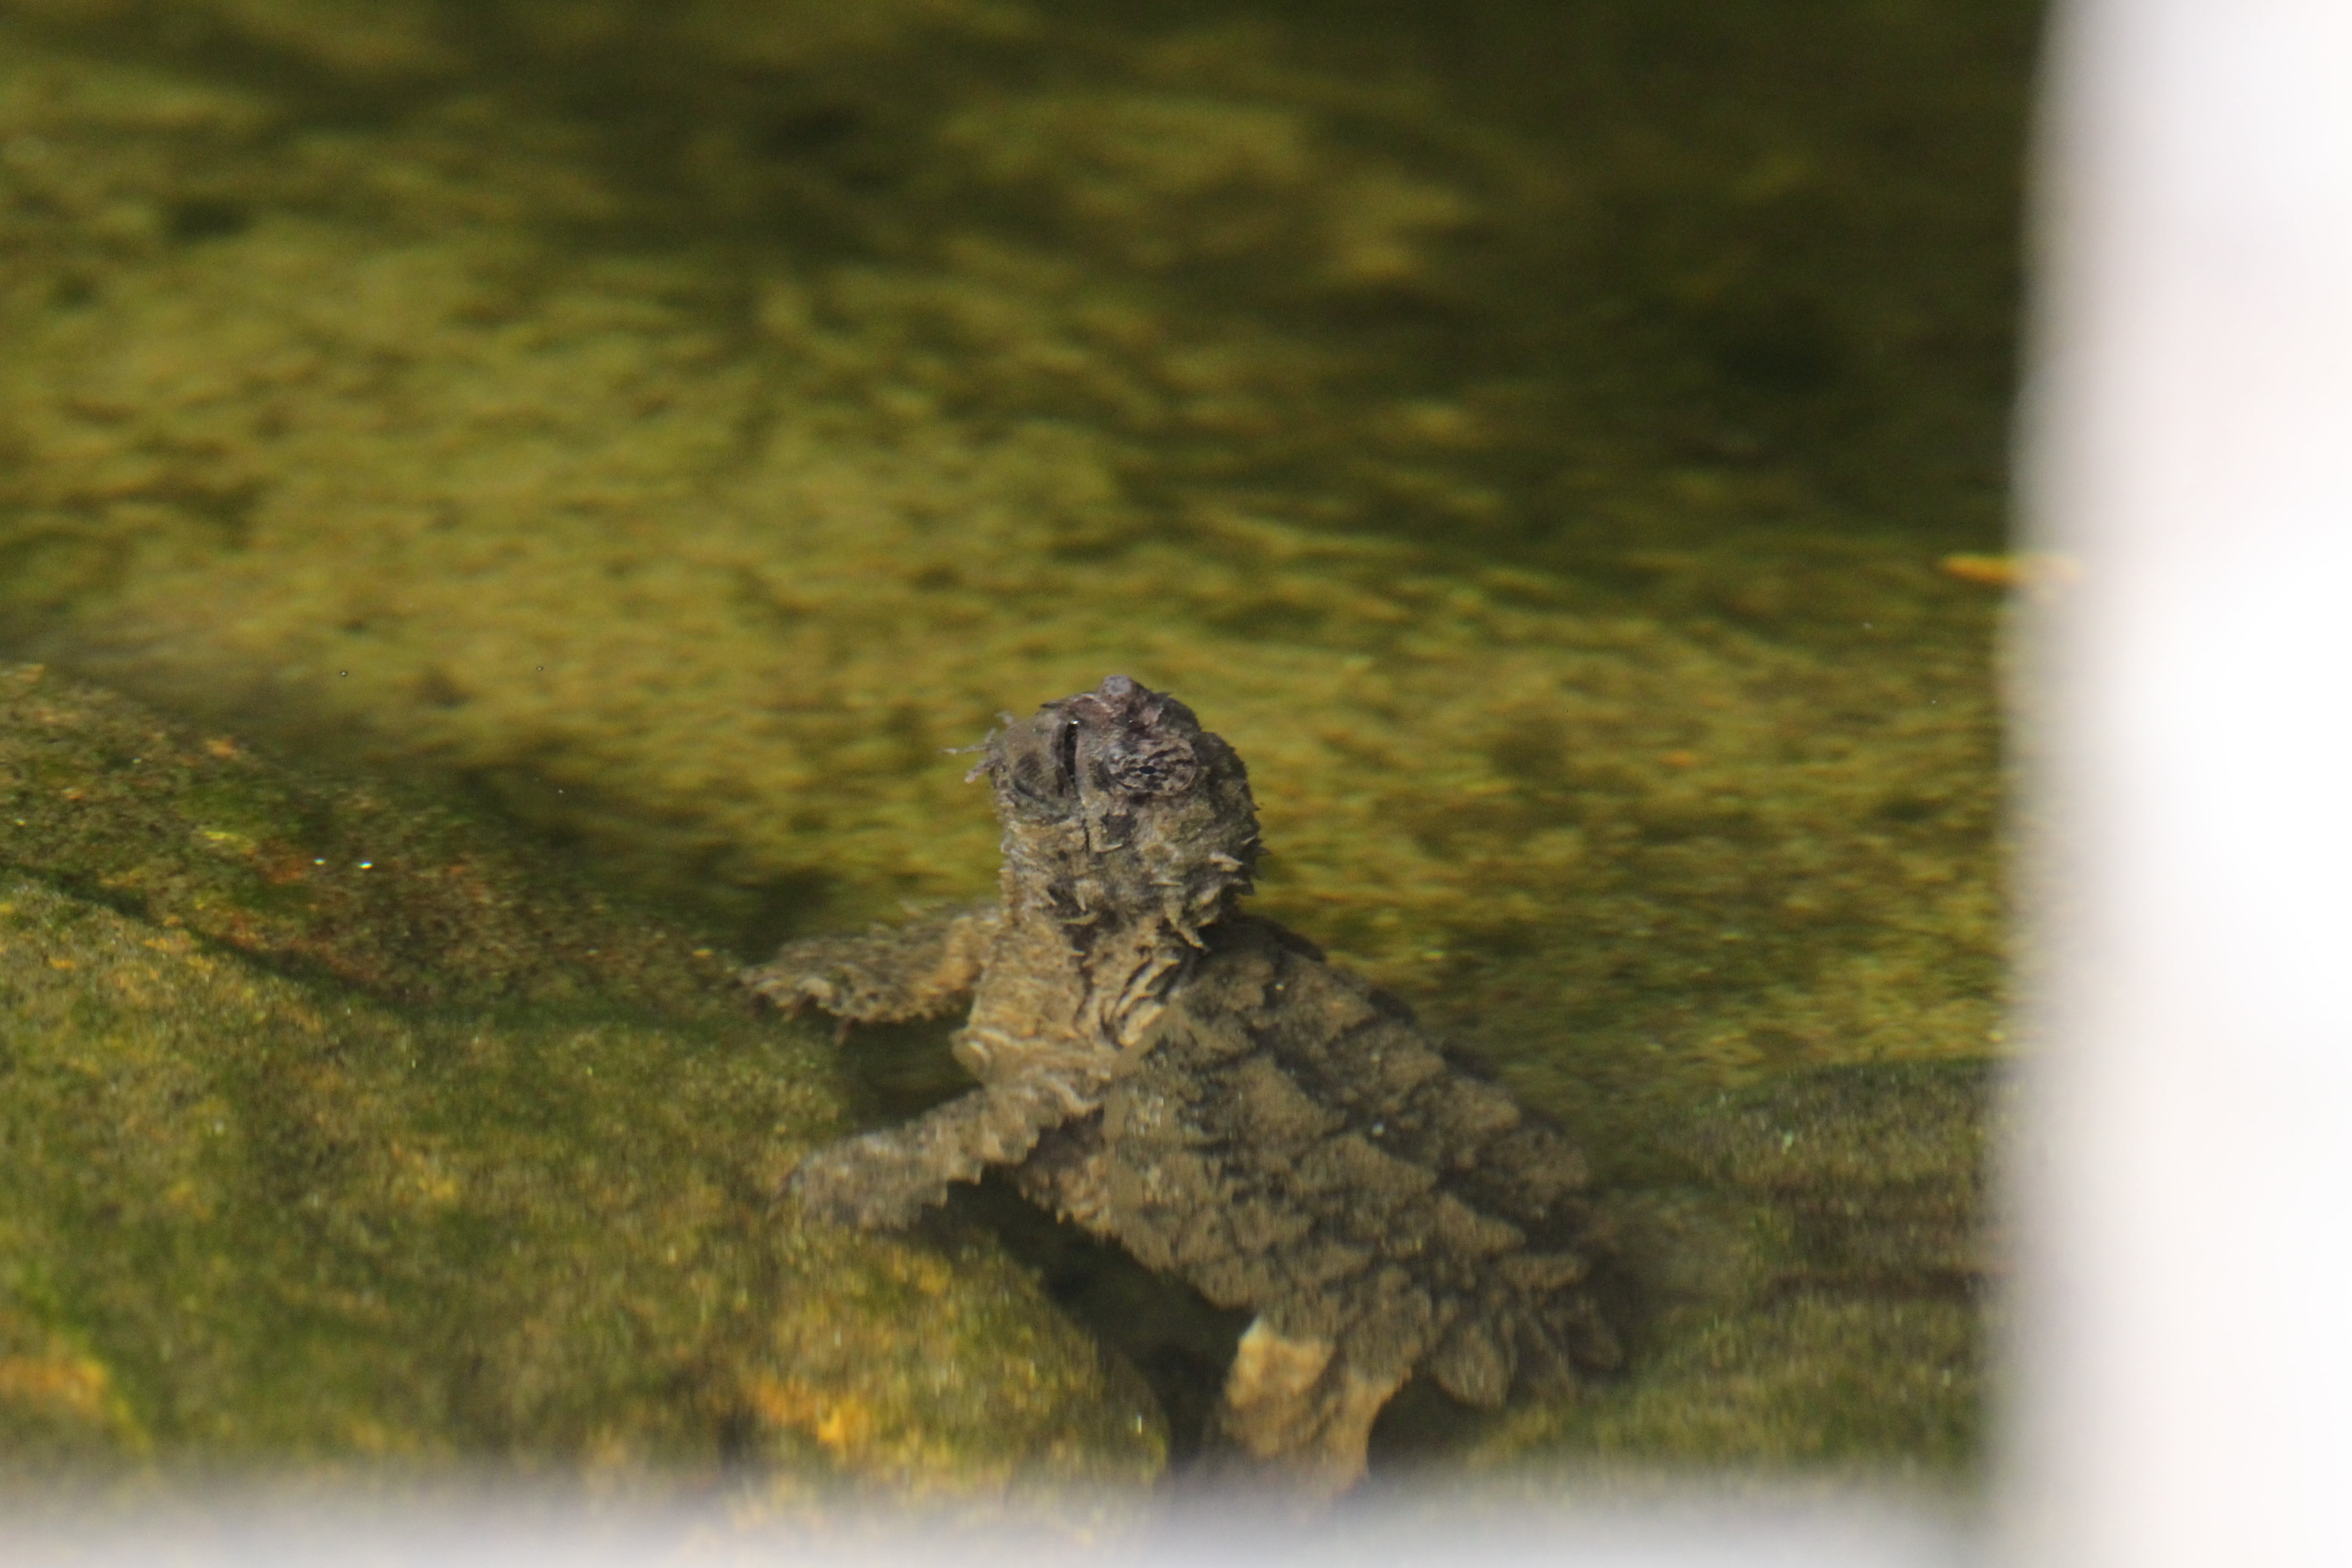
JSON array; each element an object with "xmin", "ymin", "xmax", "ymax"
[
  {"xmin": 1102, "ymin": 734, "xmax": 1199, "ymax": 796},
  {"xmin": 1005, "ymin": 749, "xmax": 1062, "ymax": 805},
  {"xmin": 995, "ymin": 714, "xmax": 1082, "ymax": 809}
]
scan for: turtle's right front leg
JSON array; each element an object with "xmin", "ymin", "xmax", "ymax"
[{"xmin": 788, "ymin": 1065, "xmax": 1106, "ymax": 1229}]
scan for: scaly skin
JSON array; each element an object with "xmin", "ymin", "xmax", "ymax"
[{"xmin": 745, "ymin": 676, "xmax": 1618, "ymax": 1492}]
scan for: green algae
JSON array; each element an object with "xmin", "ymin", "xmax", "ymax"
[
  {"xmin": 0, "ymin": 664, "xmax": 741, "ymax": 1012},
  {"xmin": 1461, "ymin": 1062, "xmax": 1998, "ymax": 1479},
  {"xmin": 1480, "ymin": 1293, "xmax": 1983, "ymax": 1479},
  {"xmin": 0, "ymin": 0, "xmax": 2029, "ymax": 1490},
  {"xmin": 0, "ymin": 668, "xmax": 1163, "ymax": 1497}
]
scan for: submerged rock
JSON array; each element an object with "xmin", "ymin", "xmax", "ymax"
[
  {"xmin": 1469, "ymin": 1060, "xmax": 1998, "ymax": 1478},
  {"xmin": 0, "ymin": 663, "xmax": 1165, "ymax": 1498}
]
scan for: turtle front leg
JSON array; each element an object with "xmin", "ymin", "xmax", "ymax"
[
  {"xmin": 789, "ymin": 1065, "xmax": 1107, "ymax": 1229},
  {"xmin": 742, "ymin": 903, "xmax": 999, "ymax": 1024}
]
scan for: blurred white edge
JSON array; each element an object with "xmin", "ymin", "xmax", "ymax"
[
  {"xmin": 0, "ymin": 1480, "xmax": 1976, "ymax": 1568},
  {"xmin": 7, "ymin": 0, "xmax": 2349, "ymax": 1562},
  {"xmin": 2004, "ymin": 0, "xmax": 2352, "ymax": 1563}
]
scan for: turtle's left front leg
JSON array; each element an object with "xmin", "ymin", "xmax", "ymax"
[
  {"xmin": 789, "ymin": 1063, "xmax": 1107, "ymax": 1229},
  {"xmin": 743, "ymin": 903, "xmax": 998, "ymax": 1025}
]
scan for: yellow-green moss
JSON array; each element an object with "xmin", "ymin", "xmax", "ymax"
[
  {"xmin": 0, "ymin": 674, "xmax": 1163, "ymax": 1496},
  {"xmin": 0, "ymin": 0, "xmax": 2029, "ymax": 1485}
]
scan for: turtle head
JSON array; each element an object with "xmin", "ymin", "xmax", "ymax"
[{"xmin": 983, "ymin": 675, "xmax": 1260, "ymax": 931}]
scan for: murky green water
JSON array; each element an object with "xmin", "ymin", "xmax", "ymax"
[{"xmin": 0, "ymin": 0, "xmax": 2032, "ymax": 1495}]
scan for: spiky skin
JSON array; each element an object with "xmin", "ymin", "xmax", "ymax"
[{"xmin": 745, "ymin": 676, "xmax": 1618, "ymax": 1489}]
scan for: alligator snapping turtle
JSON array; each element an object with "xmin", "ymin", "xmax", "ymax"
[{"xmin": 745, "ymin": 676, "xmax": 1619, "ymax": 1489}]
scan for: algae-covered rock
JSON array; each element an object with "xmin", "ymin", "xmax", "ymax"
[
  {"xmin": 0, "ymin": 663, "xmax": 735, "ymax": 1012},
  {"xmin": 1679, "ymin": 1060, "xmax": 2002, "ymax": 1297},
  {"xmin": 1475, "ymin": 1293, "xmax": 1981, "ymax": 1477},
  {"xmin": 0, "ymin": 665, "xmax": 1165, "ymax": 1494},
  {"xmin": 1468, "ymin": 1062, "xmax": 1997, "ymax": 1479}
]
